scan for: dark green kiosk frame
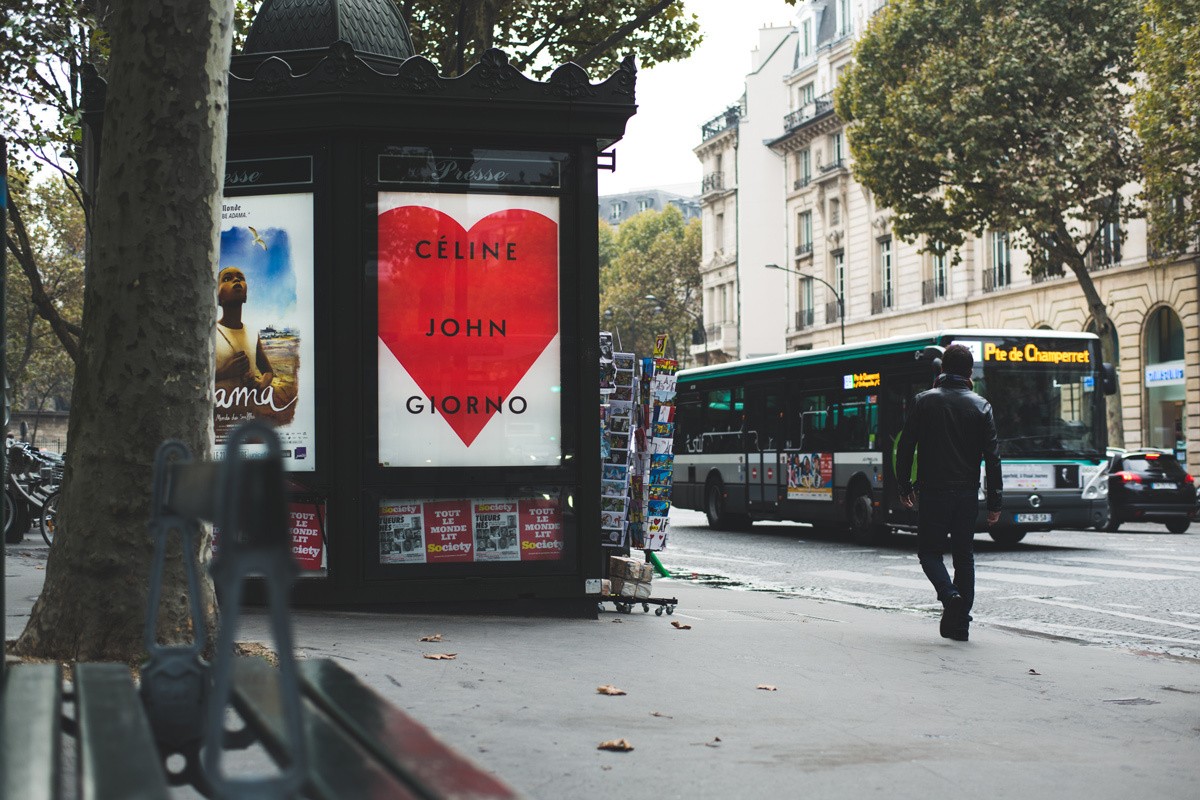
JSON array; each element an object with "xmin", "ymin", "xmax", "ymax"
[{"xmin": 82, "ymin": 2, "xmax": 636, "ymax": 615}]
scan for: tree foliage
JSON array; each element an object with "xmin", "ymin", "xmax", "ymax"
[
  {"xmin": 4, "ymin": 176, "xmax": 85, "ymax": 423},
  {"xmin": 1133, "ymin": 0, "xmax": 1200, "ymax": 258},
  {"xmin": 0, "ymin": 0, "xmax": 104, "ymax": 364},
  {"xmin": 234, "ymin": 0, "xmax": 702, "ymax": 79},
  {"xmin": 599, "ymin": 204, "xmax": 701, "ymax": 362},
  {"xmin": 835, "ymin": 0, "xmax": 1142, "ymax": 444}
]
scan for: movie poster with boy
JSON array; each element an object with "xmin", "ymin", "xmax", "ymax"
[
  {"xmin": 377, "ymin": 192, "xmax": 561, "ymax": 467},
  {"xmin": 217, "ymin": 193, "xmax": 316, "ymax": 471},
  {"xmin": 786, "ymin": 452, "xmax": 834, "ymax": 500}
]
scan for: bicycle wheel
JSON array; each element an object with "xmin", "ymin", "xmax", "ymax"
[{"xmin": 40, "ymin": 490, "xmax": 60, "ymax": 546}]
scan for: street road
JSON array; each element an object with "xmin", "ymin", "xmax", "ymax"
[{"xmin": 661, "ymin": 509, "xmax": 1200, "ymax": 659}]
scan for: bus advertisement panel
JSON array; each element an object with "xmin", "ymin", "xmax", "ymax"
[{"xmin": 672, "ymin": 330, "xmax": 1112, "ymax": 545}]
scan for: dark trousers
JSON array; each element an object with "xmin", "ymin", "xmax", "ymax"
[{"xmin": 916, "ymin": 487, "xmax": 978, "ymax": 612}]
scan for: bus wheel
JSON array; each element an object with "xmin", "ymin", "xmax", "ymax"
[
  {"xmin": 705, "ymin": 481, "xmax": 728, "ymax": 529},
  {"xmin": 988, "ymin": 528, "xmax": 1026, "ymax": 545},
  {"xmin": 847, "ymin": 489, "xmax": 884, "ymax": 544}
]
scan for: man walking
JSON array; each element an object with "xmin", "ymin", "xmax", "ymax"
[{"xmin": 896, "ymin": 344, "xmax": 1002, "ymax": 641}]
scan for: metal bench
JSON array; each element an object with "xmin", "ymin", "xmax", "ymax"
[{"xmin": 1, "ymin": 420, "xmax": 519, "ymax": 799}]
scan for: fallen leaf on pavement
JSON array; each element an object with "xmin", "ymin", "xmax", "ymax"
[
  {"xmin": 671, "ymin": 621, "xmax": 692, "ymax": 630},
  {"xmin": 650, "ymin": 711, "xmax": 673, "ymax": 719},
  {"xmin": 1027, "ymin": 669, "xmax": 1041, "ymax": 675},
  {"xmin": 419, "ymin": 634, "xmax": 443, "ymax": 642},
  {"xmin": 423, "ymin": 653, "xmax": 457, "ymax": 660},
  {"xmin": 612, "ymin": 618, "xmax": 623, "ymax": 623},
  {"xmin": 704, "ymin": 737, "xmax": 722, "ymax": 747},
  {"xmin": 597, "ymin": 738, "xmax": 634, "ymax": 752},
  {"xmin": 757, "ymin": 684, "xmax": 778, "ymax": 691},
  {"xmin": 597, "ymin": 684, "xmax": 627, "ymax": 696}
]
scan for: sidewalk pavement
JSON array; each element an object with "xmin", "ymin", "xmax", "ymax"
[{"xmin": 6, "ymin": 544, "xmax": 1199, "ymax": 799}]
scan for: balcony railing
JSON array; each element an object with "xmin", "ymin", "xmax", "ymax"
[
  {"xmin": 1031, "ymin": 268, "xmax": 1067, "ymax": 284},
  {"xmin": 870, "ymin": 288, "xmax": 893, "ymax": 315},
  {"xmin": 794, "ymin": 242, "xmax": 813, "ymax": 258},
  {"xmin": 701, "ymin": 171, "xmax": 725, "ymax": 194},
  {"xmin": 795, "ymin": 309, "xmax": 815, "ymax": 330},
  {"xmin": 701, "ymin": 106, "xmax": 740, "ymax": 141},
  {"xmin": 818, "ymin": 158, "xmax": 845, "ymax": 175},
  {"xmin": 921, "ymin": 277, "xmax": 947, "ymax": 305},
  {"xmin": 825, "ymin": 299, "xmax": 841, "ymax": 324},
  {"xmin": 704, "ymin": 323, "xmax": 724, "ymax": 341},
  {"xmin": 783, "ymin": 92, "xmax": 834, "ymax": 132},
  {"xmin": 793, "ymin": 175, "xmax": 811, "ymax": 190}
]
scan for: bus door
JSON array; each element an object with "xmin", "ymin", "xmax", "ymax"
[
  {"xmin": 745, "ymin": 384, "xmax": 785, "ymax": 505},
  {"xmin": 881, "ymin": 368, "xmax": 938, "ymax": 523}
]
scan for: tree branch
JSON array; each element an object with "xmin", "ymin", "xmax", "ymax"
[{"xmin": 570, "ymin": 0, "xmax": 675, "ymax": 68}]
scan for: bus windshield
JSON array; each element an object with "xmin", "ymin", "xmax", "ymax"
[{"xmin": 975, "ymin": 364, "xmax": 1103, "ymax": 460}]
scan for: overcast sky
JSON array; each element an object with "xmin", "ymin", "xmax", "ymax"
[{"xmin": 596, "ymin": 0, "xmax": 798, "ymax": 197}]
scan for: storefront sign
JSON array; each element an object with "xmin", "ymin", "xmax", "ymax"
[
  {"xmin": 216, "ymin": 193, "xmax": 317, "ymax": 470},
  {"xmin": 377, "ymin": 192, "xmax": 561, "ymax": 466},
  {"xmin": 1145, "ymin": 362, "xmax": 1185, "ymax": 386}
]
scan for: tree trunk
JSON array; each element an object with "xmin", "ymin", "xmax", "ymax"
[
  {"xmin": 1062, "ymin": 247, "xmax": 1125, "ymax": 449},
  {"xmin": 15, "ymin": 0, "xmax": 233, "ymax": 662}
]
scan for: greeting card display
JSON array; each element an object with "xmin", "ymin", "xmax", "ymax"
[{"xmin": 599, "ymin": 347, "xmax": 637, "ymax": 548}]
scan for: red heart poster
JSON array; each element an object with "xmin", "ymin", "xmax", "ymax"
[{"xmin": 377, "ymin": 193, "xmax": 561, "ymax": 466}]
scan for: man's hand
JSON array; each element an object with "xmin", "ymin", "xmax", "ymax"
[
  {"xmin": 986, "ymin": 510, "xmax": 1001, "ymax": 526},
  {"xmin": 900, "ymin": 492, "xmax": 916, "ymax": 509},
  {"xmin": 216, "ymin": 351, "xmax": 251, "ymax": 382}
]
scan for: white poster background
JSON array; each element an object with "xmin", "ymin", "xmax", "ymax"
[
  {"xmin": 218, "ymin": 192, "xmax": 316, "ymax": 471},
  {"xmin": 377, "ymin": 192, "xmax": 562, "ymax": 467}
]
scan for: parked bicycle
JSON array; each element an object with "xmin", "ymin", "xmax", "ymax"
[{"xmin": 4, "ymin": 441, "xmax": 63, "ymax": 545}]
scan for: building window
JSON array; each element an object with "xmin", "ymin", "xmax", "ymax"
[
  {"xmin": 609, "ymin": 202, "xmax": 623, "ymax": 222},
  {"xmin": 828, "ymin": 198, "xmax": 840, "ymax": 227},
  {"xmin": 837, "ymin": 0, "xmax": 852, "ymax": 36},
  {"xmin": 830, "ymin": 250, "xmax": 845, "ymax": 322},
  {"xmin": 1093, "ymin": 217, "xmax": 1121, "ymax": 268},
  {"xmin": 796, "ymin": 149, "xmax": 811, "ymax": 188},
  {"xmin": 800, "ymin": 19, "xmax": 812, "ymax": 58},
  {"xmin": 879, "ymin": 238, "xmax": 893, "ymax": 310},
  {"xmin": 932, "ymin": 247, "xmax": 947, "ymax": 298},
  {"xmin": 799, "ymin": 82, "xmax": 815, "ymax": 108},
  {"xmin": 800, "ymin": 276, "xmax": 815, "ymax": 327},
  {"xmin": 714, "ymin": 212, "xmax": 725, "ymax": 252},
  {"xmin": 1144, "ymin": 306, "xmax": 1187, "ymax": 460},
  {"xmin": 797, "ymin": 211, "xmax": 813, "ymax": 256},
  {"xmin": 831, "ymin": 132, "xmax": 844, "ymax": 166},
  {"xmin": 638, "ymin": 197, "xmax": 653, "ymax": 212},
  {"xmin": 990, "ymin": 231, "xmax": 1011, "ymax": 289}
]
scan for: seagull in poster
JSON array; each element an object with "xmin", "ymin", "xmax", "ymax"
[{"xmin": 248, "ymin": 226, "xmax": 267, "ymax": 250}]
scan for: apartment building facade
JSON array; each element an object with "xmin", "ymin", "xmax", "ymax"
[{"xmin": 693, "ymin": 0, "xmax": 1198, "ymax": 467}]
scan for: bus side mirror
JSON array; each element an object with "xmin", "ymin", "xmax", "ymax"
[{"xmin": 1101, "ymin": 362, "xmax": 1117, "ymax": 395}]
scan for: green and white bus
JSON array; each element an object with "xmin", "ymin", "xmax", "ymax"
[{"xmin": 672, "ymin": 329, "xmax": 1116, "ymax": 544}]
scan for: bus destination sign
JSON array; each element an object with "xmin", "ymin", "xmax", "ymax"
[
  {"xmin": 980, "ymin": 342, "xmax": 1090, "ymax": 365},
  {"xmin": 843, "ymin": 371, "xmax": 881, "ymax": 389}
]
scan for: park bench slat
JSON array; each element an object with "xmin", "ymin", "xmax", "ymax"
[
  {"xmin": 231, "ymin": 657, "xmax": 425, "ymax": 800},
  {"xmin": 298, "ymin": 659, "xmax": 521, "ymax": 800},
  {"xmin": 1, "ymin": 663, "xmax": 62, "ymax": 800},
  {"xmin": 75, "ymin": 663, "xmax": 171, "ymax": 800}
]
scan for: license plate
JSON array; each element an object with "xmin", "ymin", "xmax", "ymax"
[
  {"xmin": 1152, "ymin": 482, "xmax": 1177, "ymax": 490},
  {"xmin": 1015, "ymin": 513, "xmax": 1052, "ymax": 523}
]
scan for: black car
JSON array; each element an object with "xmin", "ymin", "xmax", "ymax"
[{"xmin": 1103, "ymin": 450, "xmax": 1197, "ymax": 533}]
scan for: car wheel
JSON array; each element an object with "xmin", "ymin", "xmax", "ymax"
[
  {"xmin": 1102, "ymin": 512, "xmax": 1121, "ymax": 533},
  {"xmin": 988, "ymin": 528, "xmax": 1027, "ymax": 545},
  {"xmin": 1165, "ymin": 518, "xmax": 1190, "ymax": 534}
]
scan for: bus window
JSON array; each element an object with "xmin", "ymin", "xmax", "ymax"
[
  {"xmin": 797, "ymin": 393, "xmax": 831, "ymax": 451},
  {"xmin": 747, "ymin": 386, "xmax": 785, "ymax": 451},
  {"xmin": 702, "ymin": 387, "xmax": 746, "ymax": 453},
  {"xmin": 675, "ymin": 392, "xmax": 703, "ymax": 454},
  {"xmin": 830, "ymin": 397, "xmax": 878, "ymax": 451}
]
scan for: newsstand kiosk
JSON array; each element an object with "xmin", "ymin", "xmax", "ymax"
[{"xmin": 81, "ymin": 0, "xmax": 636, "ymax": 616}]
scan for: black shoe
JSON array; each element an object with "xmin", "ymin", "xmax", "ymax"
[
  {"xmin": 940, "ymin": 594, "xmax": 965, "ymax": 639},
  {"xmin": 946, "ymin": 626, "xmax": 969, "ymax": 642}
]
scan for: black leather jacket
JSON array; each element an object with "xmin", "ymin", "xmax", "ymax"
[{"xmin": 895, "ymin": 377, "xmax": 1003, "ymax": 511}]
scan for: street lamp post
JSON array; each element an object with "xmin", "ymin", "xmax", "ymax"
[
  {"xmin": 644, "ymin": 294, "xmax": 708, "ymax": 365},
  {"xmin": 765, "ymin": 263, "xmax": 844, "ymax": 345}
]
